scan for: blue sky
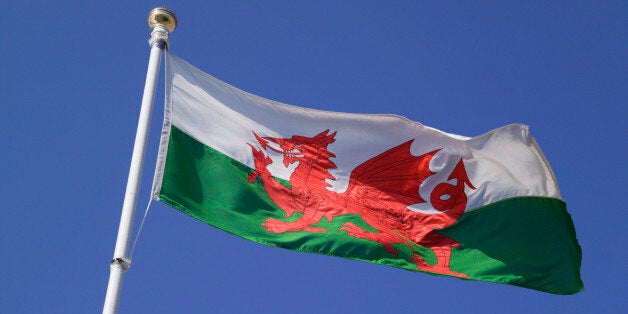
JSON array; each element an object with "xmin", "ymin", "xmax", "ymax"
[{"xmin": 2, "ymin": 1, "xmax": 626, "ymax": 313}]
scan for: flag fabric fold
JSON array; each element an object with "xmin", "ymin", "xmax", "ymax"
[{"xmin": 151, "ymin": 52, "xmax": 582, "ymax": 294}]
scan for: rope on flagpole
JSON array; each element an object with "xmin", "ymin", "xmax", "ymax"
[{"xmin": 129, "ymin": 198, "xmax": 153, "ymax": 259}]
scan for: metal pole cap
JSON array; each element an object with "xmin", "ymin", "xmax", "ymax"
[{"xmin": 147, "ymin": 7, "xmax": 177, "ymax": 33}]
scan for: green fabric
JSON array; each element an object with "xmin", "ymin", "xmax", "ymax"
[{"xmin": 158, "ymin": 126, "xmax": 583, "ymax": 294}]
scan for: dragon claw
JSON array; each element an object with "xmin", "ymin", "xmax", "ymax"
[
  {"xmin": 340, "ymin": 223, "xmax": 400, "ymax": 256},
  {"xmin": 411, "ymin": 251, "xmax": 469, "ymax": 278},
  {"xmin": 382, "ymin": 244, "xmax": 398, "ymax": 256},
  {"xmin": 247, "ymin": 170, "xmax": 260, "ymax": 183},
  {"xmin": 247, "ymin": 143, "xmax": 272, "ymax": 182},
  {"xmin": 339, "ymin": 222, "xmax": 367, "ymax": 238},
  {"xmin": 247, "ymin": 143, "xmax": 260, "ymax": 154}
]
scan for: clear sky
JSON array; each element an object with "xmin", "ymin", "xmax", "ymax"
[{"xmin": 2, "ymin": 1, "xmax": 626, "ymax": 313}]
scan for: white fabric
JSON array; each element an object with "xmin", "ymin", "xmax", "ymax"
[{"xmin": 153, "ymin": 52, "xmax": 561, "ymax": 213}]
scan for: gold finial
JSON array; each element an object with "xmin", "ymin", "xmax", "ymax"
[{"xmin": 147, "ymin": 7, "xmax": 177, "ymax": 33}]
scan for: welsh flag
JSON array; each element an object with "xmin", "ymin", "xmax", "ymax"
[{"xmin": 152, "ymin": 52, "xmax": 583, "ymax": 294}]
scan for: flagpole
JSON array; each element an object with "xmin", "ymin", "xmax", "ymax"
[{"xmin": 103, "ymin": 8, "xmax": 177, "ymax": 314}]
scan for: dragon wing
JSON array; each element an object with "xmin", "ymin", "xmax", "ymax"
[{"xmin": 344, "ymin": 140, "xmax": 439, "ymax": 212}]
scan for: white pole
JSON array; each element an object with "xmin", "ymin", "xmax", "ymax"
[{"xmin": 103, "ymin": 8, "xmax": 177, "ymax": 314}]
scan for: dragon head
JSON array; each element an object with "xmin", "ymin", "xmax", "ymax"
[{"xmin": 252, "ymin": 130, "xmax": 337, "ymax": 167}]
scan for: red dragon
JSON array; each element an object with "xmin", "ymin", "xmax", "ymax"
[{"xmin": 247, "ymin": 129, "xmax": 475, "ymax": 278}]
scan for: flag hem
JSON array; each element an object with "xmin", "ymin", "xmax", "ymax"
[{"xmin": 150, "ymin": 51, "xmax": 174, "ymax": 200}]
